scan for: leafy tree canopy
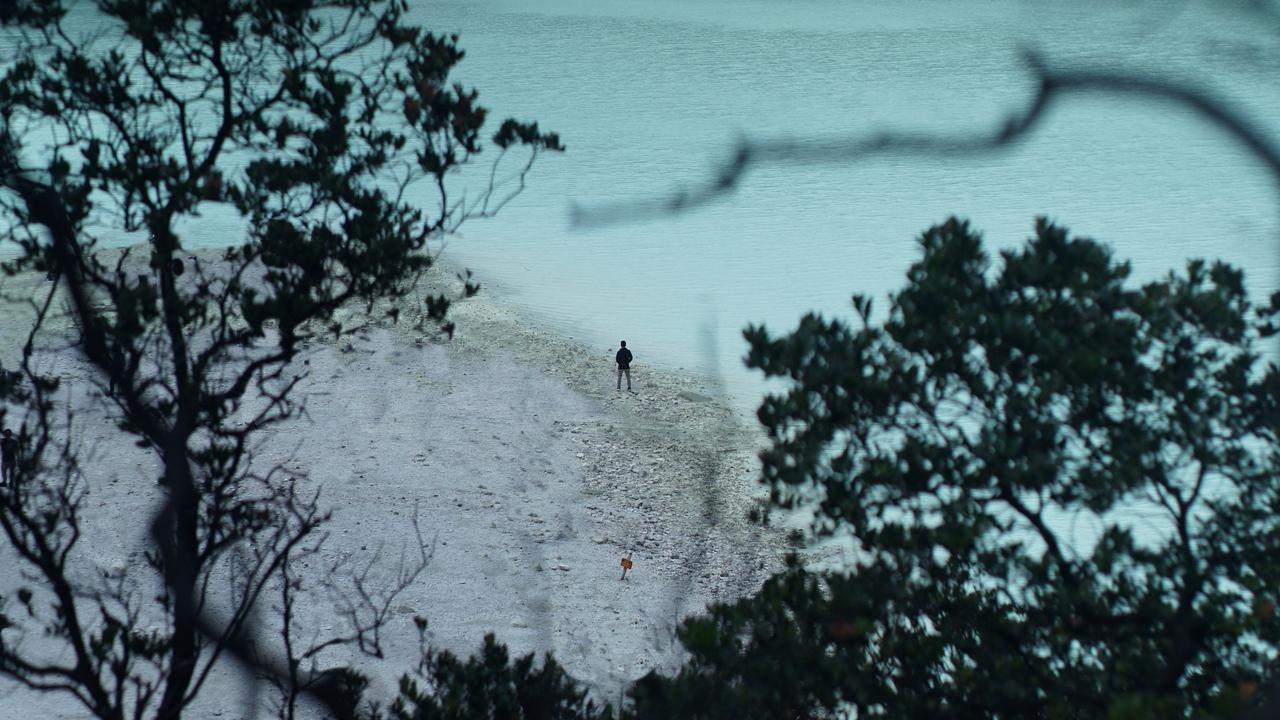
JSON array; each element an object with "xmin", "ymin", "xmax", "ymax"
[
  {"xmin": 386, "ymin": 621, "xmax": 611, "ymax": 720},
  {"xmin": 631, "ymin": 218, "xmax": 1280, "ymax": 719}
]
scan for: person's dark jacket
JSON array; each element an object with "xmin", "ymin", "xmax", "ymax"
[{"xmin": 615, "ymin": 348, "xmax": 633, "ymax": 369}]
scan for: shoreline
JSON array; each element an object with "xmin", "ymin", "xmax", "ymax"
[
  {"xmin": 0, "ymin": 244, "xmax": 786, "ymax": 713},
  {"xmin": 436, "ymin": 245, "xmax": 779, "ymax": 418}
]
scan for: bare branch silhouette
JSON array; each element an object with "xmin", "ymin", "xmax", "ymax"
[{"xmin": 570, "ymin": 50, "xmax": 1280, "ymax": 228}]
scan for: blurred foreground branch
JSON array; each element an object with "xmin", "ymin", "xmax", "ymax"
[{"xmin": 570, "ymin": 51, "xmax": 1280, "ymax": 227}]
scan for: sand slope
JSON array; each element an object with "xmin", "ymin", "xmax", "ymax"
[{"xmin": 0, "ymin": 255, "xmax": 784, "ymax": 717}]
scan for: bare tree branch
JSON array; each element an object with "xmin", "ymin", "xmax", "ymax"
[{"xmin": 570, "ymin": 50, "xmax": 1280, "ymax": 228}]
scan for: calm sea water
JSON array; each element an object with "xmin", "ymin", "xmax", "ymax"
[
  {"xmin": 388, "ymin": 0, "xmax": 1280, "ymax": 410},
  {"xmin": 16, "ymin": 0, "xmax": 1280, "ymax": 410}
]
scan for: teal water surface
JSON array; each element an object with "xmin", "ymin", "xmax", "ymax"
[
  {"xmin": 400, "ymin": 0, "xmax": 1280, "ymax": 410},
  {"xmin": 11, "ymin": 0, "xmax": 1280, "ymax": 411}
]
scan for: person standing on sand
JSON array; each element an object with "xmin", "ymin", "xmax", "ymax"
[
  {"xmin": 615, "ymin": 340, "xmax": 633, "ymax": 391},
  {"xmin": 1, "ymin": 429, "xmax": 18, "ymax": 485}
]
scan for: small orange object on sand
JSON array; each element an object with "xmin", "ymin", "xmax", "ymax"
[{"xmin": 620, "ymin": 553, "xmax": 634, "ymax": 580}]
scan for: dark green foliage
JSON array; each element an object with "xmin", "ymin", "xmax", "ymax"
[
  {"xmin": 389, "ymin": 624, "xmax": 610, "ymax": 720},
  {"xmin": 634, "ymin": 218, "xmax": 1280, "ymax": 718}
]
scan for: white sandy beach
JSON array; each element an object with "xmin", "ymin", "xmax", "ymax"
[{"xmin": 0, "ymin": 249, "xmax": 786, "ymax": 718}]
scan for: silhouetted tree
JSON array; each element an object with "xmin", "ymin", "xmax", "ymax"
[
  {"xmin": 630, "ymin": 218, "xmax": 1280, "ymax": 719},
  {"xmin": 0, "ymin": 1, "xmax": 561, "ymax": 718},
  {"xmin": 383, "ymin": 618, "xmax": 610, "ymax": 720}
]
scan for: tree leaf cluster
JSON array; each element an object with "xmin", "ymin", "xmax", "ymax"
[
  {"xmin": 630, "ymin": 218, "xmax": 1280, "ymax": 718},
  {"xmin": 384, "ymin": 621, "xmax": 610, "ymax": 720}
]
